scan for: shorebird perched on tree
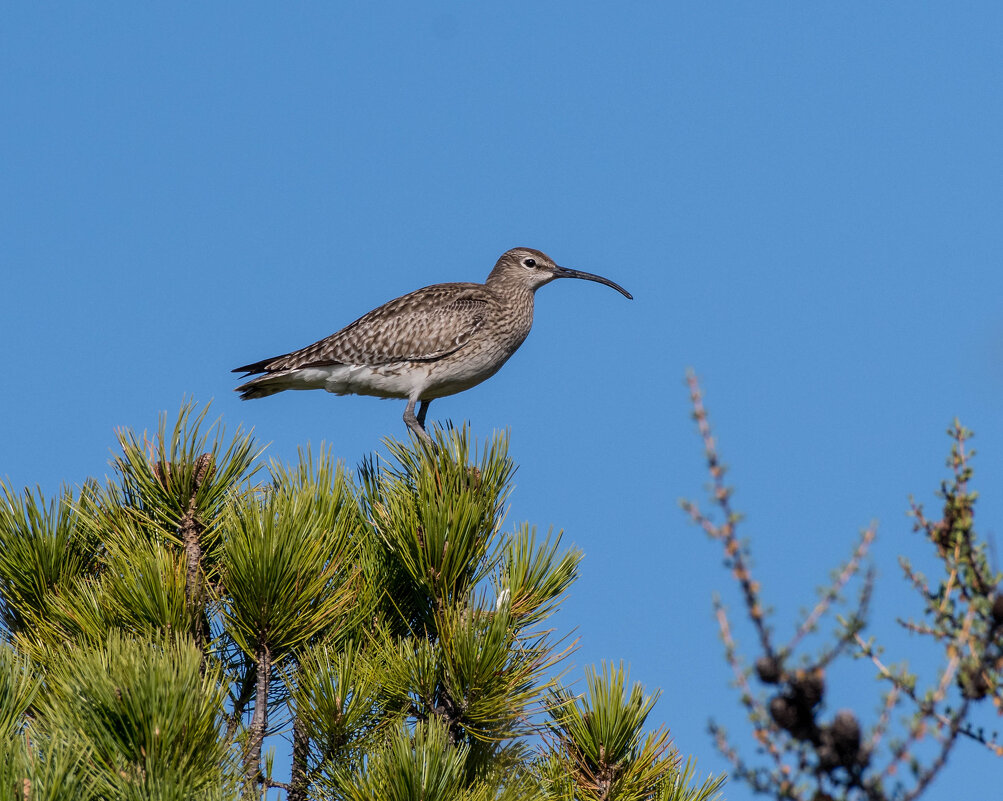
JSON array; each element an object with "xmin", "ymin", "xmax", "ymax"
[{"xmin": 233, "ymin": 247, "xmax": 632, "ymax": 442}]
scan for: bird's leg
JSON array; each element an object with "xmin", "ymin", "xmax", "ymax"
[
  {"xmin": 403, "ymin": 396, "xmax": 433, "ymax": 446},
  {"xmin": 417, "ymin": 400, "xmax": 430, "ymax": 428}
]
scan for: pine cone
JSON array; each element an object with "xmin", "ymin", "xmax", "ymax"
[
  {"xmin": 755, "ymin": 655, "xmax": 783, "ymax": 684},
  {"xmin": 769, "ymin": 695, "xmax": 798, "ymax": 731}
]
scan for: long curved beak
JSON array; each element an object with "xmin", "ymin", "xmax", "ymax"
[{"xmin": 552, "ymin": 265, "xmax": 633, "ymax": 300}]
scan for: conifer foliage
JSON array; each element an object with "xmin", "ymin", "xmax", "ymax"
[{"xmin": 0, "ymin": 403, "xmax": 723, "ymax": 801}]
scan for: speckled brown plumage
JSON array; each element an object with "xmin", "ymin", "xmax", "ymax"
[
  {"xmin": 237, "ymin": 284, "xmax": 494, "ymax": 372},
  {"xmin": 233, "ymin": 247, "xmax": 632, "ymax": 441}
]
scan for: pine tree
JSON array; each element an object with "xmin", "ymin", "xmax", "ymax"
[{"xmin": 0, "ymin": 403, "xmax": 723, "ymax": 801}]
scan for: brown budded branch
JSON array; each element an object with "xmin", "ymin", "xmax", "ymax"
[{"xmin": 683, "ymin": 370, "xmax": 775, "ymax": 660}]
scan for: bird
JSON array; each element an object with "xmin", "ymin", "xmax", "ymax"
[{"xmin": 233, "ymin": 247, "xmax": 632, "ymax": 442}]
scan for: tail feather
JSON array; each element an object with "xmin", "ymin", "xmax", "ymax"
[
  {"xmin": 234, "ymin": 352, "xmax": 293, "ymax": 399},
  {"xmin": 232, "ymin": 353, "xmax": 289, "ymax": 376},
  {"xmin": 235, "ymin": 373, "xmax": 289, "ymax": 400},
  {"xmin": 234, "ymin": 357, "xmax": 353, "ymax": 400}
]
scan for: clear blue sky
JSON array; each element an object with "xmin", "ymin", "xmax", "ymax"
[{"xmin": 3, "ymin": 4, "xmax": 1002, "ymax": 797}]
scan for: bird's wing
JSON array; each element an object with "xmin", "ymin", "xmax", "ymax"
[{"xmin": 238, "ymin": 283, "xmax": 491, "ymax": 374}]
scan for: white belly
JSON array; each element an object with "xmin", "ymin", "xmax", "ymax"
[
  {"xmin": 243, "ymin": 328, "xmax": 522, "ymax": 403},
  {"xmin": 283, "ymin": 350, "xmax": 510, "ymax": 401},
  {"xmin": 276, "ymin": 364, "xmax": 425, "ymax": 400}
]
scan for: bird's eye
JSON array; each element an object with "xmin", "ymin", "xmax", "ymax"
[{"xmin": 523, "ymin": 258, "xmax": 537, "ymax": 268}]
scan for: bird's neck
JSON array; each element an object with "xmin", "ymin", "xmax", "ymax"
[
  {"xmin": 486, "ymin": 274, "xmax": 535, "ymax": 312},
  {"xmin": 483, "ymin": 276, "xmax": 535, "ymax": 345}
]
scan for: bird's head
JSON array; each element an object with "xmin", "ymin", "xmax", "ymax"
[{"xmin": 487, "ymin": 247, "xmax": 633, "ymax": 299}]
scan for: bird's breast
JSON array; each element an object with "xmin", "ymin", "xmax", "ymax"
[{"xmin": 419, "ymin": 315, "xmax": 531, "ymax": 399}]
